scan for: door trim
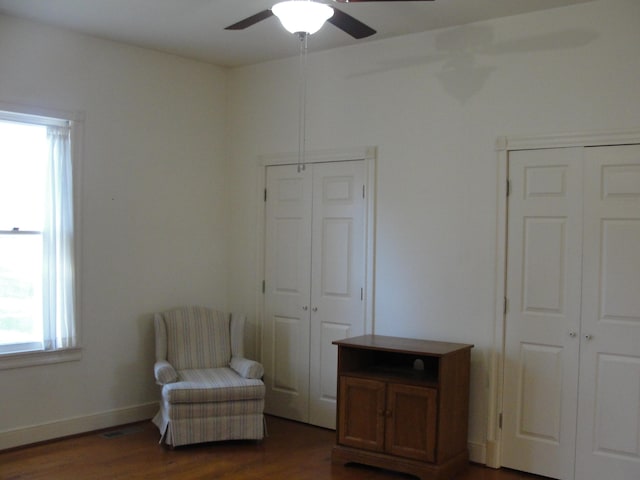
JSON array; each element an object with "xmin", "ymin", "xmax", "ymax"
[
  {"xmin": 488, "ymin": 128, "xmax": 640, "ymax": 469},
  {"xmin": 254, "ymin": 146, "xmax": 377, "ymax": 364}
]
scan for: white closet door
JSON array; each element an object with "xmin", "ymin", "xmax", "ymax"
[
  {"xmin": 309, "ymin": 161, "xmax": 366, "ymax": 428},
  {"xmin": 263, "ymin": 161, "xmax": 367, "ymax": 427},
  {"xmin": 502, "ymin": 148, "xmax": 583, "ymax": 479},
  {"xmin": 575, "ymin": 145, "xmax": 640, "ymax": 480},
  {"xmin": 263, "ymin": 164, "xmax": 313, "ymax": 421}
]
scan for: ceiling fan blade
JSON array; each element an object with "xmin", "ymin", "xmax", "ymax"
[
  {"xmin": 225, "ymin": 9, "xmax": 274, "ymax": 30},
  {"xmin": 328, "ymin": 8, "xmax": 376, "ymax": 39}
]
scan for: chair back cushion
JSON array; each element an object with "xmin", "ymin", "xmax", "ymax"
[{"xmin": 163, "ymin": 306, "xmax": 231, "ymax": 369}]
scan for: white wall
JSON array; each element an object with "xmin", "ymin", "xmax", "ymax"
[
  {"xmin": 226, "ymin": 0, "xmax": 640, "ymax": 460},
  {"xmin": 0, "ymin": 15, "xmax": 229, "ymax": 445}
]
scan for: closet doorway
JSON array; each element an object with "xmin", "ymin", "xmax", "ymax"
[
  {"xmin": 261, "ymin": 152, "xmax": 375, "ymax": 429},
  {"xmin": 501, "ymin": 140, "xmax": 640, "ymax": 480}
]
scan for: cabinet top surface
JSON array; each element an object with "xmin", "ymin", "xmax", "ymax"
[{"xmin": 332, "ymin": 335, "xmax": 473, "ymax": 356}]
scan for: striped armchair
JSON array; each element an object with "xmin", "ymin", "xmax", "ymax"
[{"xmin": 152, "ymin": 306, "xmax": 265, "ymax": 447}]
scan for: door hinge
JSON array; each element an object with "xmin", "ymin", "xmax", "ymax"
[
  {"xmin": 264, "ymin": 188, "xmax": 267, "ymax": 202},
  {"xmin": 504, "ymin": 297, "xmax": 508, "ymax": 315},
  {"xmin": 506, "ymin": 179, "xmax": 511, "ymax": 197},
  {"xmin": 361, "ymin": 287, "xmax": 364, "ymax": 301},
  {"xmin": 262, "ymin": 280, "xmax": 265, "ymax": 294},
  {"xmin": 362, "ymin": 185, "xmax": 365, "ymax": 199},
  {"xmin": 498, "ymin": 413, "xmax": 503, "ymax": 429}
]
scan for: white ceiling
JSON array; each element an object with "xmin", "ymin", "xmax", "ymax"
[{"xmin": 0, "ymin": 0, "xmax": 594, "ymax": 67}]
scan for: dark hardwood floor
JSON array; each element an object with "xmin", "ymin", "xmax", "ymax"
[{"xmin": 0, "ymin": 415, "xmax": 546, "ymax": 480}]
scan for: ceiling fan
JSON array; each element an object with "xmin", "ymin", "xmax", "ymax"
[{"xmin": 225, "ymin": 0, "xmax": 435, "ymax": 39}]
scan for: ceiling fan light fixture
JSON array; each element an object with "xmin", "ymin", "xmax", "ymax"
[{"xmin": 272, "ymin": 1, "xmax": 334, "ymax": 35}]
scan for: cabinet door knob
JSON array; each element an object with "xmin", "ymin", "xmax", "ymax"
[
  {"xmin": 312, "ymin": 307, "xmax": 318, "ymax": 312},
  {"xmin": 584, "ymin": 334, "xmax": 593, "ymax": 341},
  {"xmin": 569, "ymin": 331, "xmax": 577, "ymax": 337}
]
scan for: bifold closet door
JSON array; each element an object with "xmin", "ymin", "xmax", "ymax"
[
  {"xmin": 574, "ymin": 145, "xmax": 640, "ymax": 480},
  {"xmin": 503, "ymin": 144, "xmax": 640, "ymax": 480},
  {"xmin": 308, "ymin": 161, "xmax": 366, "ymax": 428},
  {"xmin": 263, "ymin": 164, "xmax": 312, "ymax": 422},
  {"xmin": 263, "ymin": 161, "xmax": 366, "ymax": 428},
  {"xmin": 502, "ymin": 147, "xmax": 583, "ymax": 480}
]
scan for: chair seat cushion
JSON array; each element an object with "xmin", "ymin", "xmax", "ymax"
[{"xmin": 162, "ymin": 367, "xmax": 265, "ymax": 404}]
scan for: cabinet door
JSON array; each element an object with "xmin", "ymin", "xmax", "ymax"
[
  {"xmin": 386, "ymin": 383, "xmax": 437, "ymax": 462},
  {"xmin": 338, "ymin": 376, "xmax": 385, "ymax": 452}
]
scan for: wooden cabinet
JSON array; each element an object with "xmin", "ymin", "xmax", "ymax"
[{"xmin": 332, "ymin": 335, "xmax": 473, "ymax": 480}]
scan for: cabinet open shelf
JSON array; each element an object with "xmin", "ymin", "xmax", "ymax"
[{"xmin": 342, "ymin": 365, "xmax": 438, "ymax": 387}]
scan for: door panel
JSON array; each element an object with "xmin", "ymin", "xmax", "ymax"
[
  {"xmin": 593, "ymin": 354, "xmax": 640, "ymax": 455},
  {"xmin": 318, "ymin": 322, "xmax": 350, "ymax": 408},
  {"xmin": 309, "ymin": 161, "xmax": 366, "ymax": 428},
  {"xmin": 575, "ymin": 145, "xmax": 640, "ymax": 480},
  {"xmin": 320, "ymin": 218, "xmax": 352, "ymax": 296},
  {"xmin": 599, "ymin": 220, "xmax": 640, "ymax": 321},
  {"xmin": 263, "ymin": 165, "xmax": 312, "ymax": 421},
  {"xmin": 502, "ymin": 148, "xmax": 583, "ymax": 480},
  {"xmin": 522, "ymin": 217, "xmax": 567, "ymax": 313},
  {"xmin": 272, "ymin": 316, "xmax": 305, "ymax": 393},
  {"xmin": 517, "ymin": 343, "xmax": 563, "ymax": 442},
  {"xmin": 273, "ymin": 218, "xmax": 306, "ymax": 293}
]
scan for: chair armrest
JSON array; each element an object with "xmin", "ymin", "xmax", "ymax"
[
  {"xmin": 230, "ymin": 356, "xmax": 264, "ymax": 379},
  {"xmin": 154, "ymin": 360, "xmax": 178, "ymax": 385}
]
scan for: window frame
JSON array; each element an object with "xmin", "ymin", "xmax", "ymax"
[{"xmin": 0, "ymin": 102, "xmax": 84, "ymax": 370}]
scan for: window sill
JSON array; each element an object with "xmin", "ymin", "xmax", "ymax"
[{"xmin": 0, "ymin": 347, "xmax": 82, "ymax": 370}]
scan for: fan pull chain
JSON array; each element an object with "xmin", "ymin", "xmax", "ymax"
[{"xmin": 297, "ymin": 32, "xmax": 308, "ymax": 173}]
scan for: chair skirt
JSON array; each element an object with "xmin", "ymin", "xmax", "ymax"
[{"xmin": 153, "ymin": 398, "xmax": 265, "ymax": 446}]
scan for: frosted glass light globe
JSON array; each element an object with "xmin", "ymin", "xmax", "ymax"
[{"xmin": 272, "ymin": 1, "xmax": 334, "ymax": 35}]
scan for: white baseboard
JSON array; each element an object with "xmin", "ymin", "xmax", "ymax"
[
  {"xmin": 0, "ymin": 402, "xmax": 158, "ymax": 451},
  {"xmin": 468, "ymin": 440, "xmax": 486, "ymax": 465}
]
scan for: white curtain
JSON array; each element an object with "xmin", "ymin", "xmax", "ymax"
[{"xmin": 43, "ymin": 125, "xmax": 76, "ymax": 350}]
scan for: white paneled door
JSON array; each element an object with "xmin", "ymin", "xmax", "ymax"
[
  {"xmin": 503, "ymin": 148, "xmax": 583, "ymax": 480},
  {"xmin": 575, "ymin": 145, "xmax": 640, "ymax": 480},
  {"xmin": 263, "ymin": 161, "xmax": 367, "ymax": 429},
  {"xmin": 263, "ymin": 164, "xmax": 312, "ymax": 424},
  {"xmin": 503, "ymin": 144, "xmax": 640, "ymax": 480}
]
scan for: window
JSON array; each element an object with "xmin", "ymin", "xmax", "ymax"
[{"xmin": 0, "ymin": 107, "xmax": 81, "ymax": 367}]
